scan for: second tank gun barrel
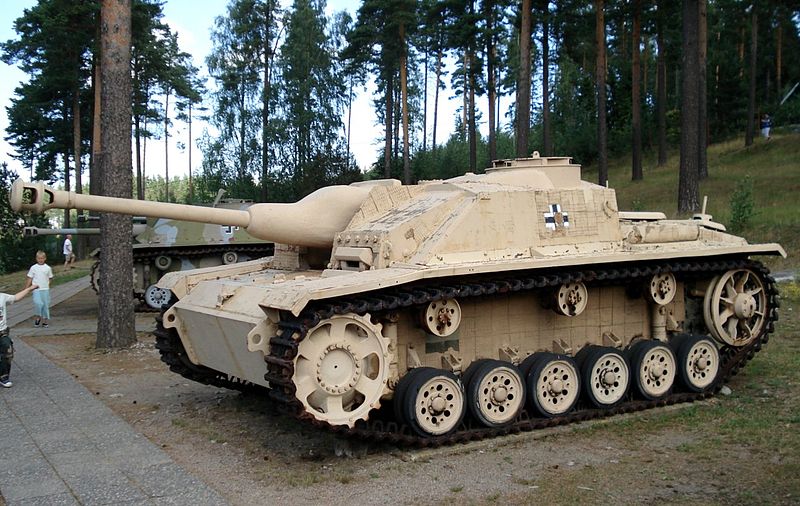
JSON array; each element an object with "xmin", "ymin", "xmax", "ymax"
[
  {"xmin": 11, "ymin": 179, "xmax": 372, "ymax": 248},
  {"xmin": 24, "ymin": 226, "xmax": 100, "ymax": 236},
  {"xmin": 23, "ymin": 223, "xmax": 147, "ymax": 237}
]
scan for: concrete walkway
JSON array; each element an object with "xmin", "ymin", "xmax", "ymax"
[{"xmin": 0, "ymin": 277, "xmax": 227, "ymax": 505}]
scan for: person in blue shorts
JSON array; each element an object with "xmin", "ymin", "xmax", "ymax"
[{"xmin": 26, "ymin": 251, "xmax": 54, "ymax": 327}]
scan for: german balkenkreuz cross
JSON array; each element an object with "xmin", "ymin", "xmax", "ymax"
[{"xmin": 543, "ymin": 204, "xmax": 570, "ymax": 231}]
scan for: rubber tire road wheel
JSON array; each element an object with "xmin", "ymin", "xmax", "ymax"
[
  {"xmin": 526, "ymin": 352, "xmax": 580, "ymax": 418},
  {"xmin": 465, "ymin": 360, "xmax": 526, "ymax": 428},
  {"xmin": 580, "ymin": 346, "xmax": 630, "ymax": 409},
  {"xmin": 393, "ymin": 367, "xmax": 428, "ymax": 427},
  {"xmin": 401, "ymin": 367, "xmax": 465, "ymax": 437},
  {"xmin": 626, "ymin": 340, "xmax": 676, "ymax": 400},
  {"xmin": 674, "ymin": 335, "xmax": 721, "ymax": 393},
  {"xmin": 461, "ymin": 358, "xmax": 494, "ymax": 394}
]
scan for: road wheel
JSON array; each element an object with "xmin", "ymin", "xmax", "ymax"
[
  {"xmin": 525, "ymin": 352, "xmax": 580, "ymax": 417},
  {"xmin": 465, "ymin": 360, "xmax": 525, "ymax": 427},
  {"xmin": 674, "ymin": 335, "xmax": 720, "ymax": 392},
  {"xmin": 401, "ymin": 367, "xmax": 465, "ymax": 437},
  {"xmin": 627, "ymin": 340, "xmax": 676, "ymax": 400},
  {"xmin": 580, "ymin": 346, "xmax": 630, "ymax": 408}
]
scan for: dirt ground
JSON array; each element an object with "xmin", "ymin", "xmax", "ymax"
[{"xmin": 19, "ymin": 288, "xmax": 799, "ymax": 505}]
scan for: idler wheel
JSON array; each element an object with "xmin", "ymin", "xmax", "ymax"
[
  {"xmin": 292, "ymin": 313, "xmax": 390, "ymax": 428},
  {"xmin": 144, "ymin": 284, "xmax": 172, "ymax": 310},
  {"xmin": 703, "ymin": 269, "xmax": 767, "ymax": 347},
  {"xmin": 464, "ymin": 360, "xmax": 525, "ymax": 428},
  {"xmin": 672, "ymin": 334, "xmax": 720, "ymax": 392},
  {"xmin": 579, "ymin": 346, "xmax": 630, "ymax": 408},
  {"xmin": 522, "ymin": 352, "xmax": 580, "ymax": 417},
  {"xmin": 397, "ymin": 367, "xmax": 465, "ymax": 437},
  {"xmin": 627, "ymin": 340, "xmax": 676, "ymax": 400}
]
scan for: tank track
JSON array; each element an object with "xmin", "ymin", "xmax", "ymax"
[
  {"xmin": 152, "ymin": 312, "xmax": 259, "ymax": 393},
  {"xmin": 263, "ymin": 257, "xmax": 779, "ymax": 447}
]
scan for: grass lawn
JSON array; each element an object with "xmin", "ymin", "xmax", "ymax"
[
  {"xmin": 584, "ymin": 132, "xmax": 800, "ymax": 271},
  {"xmin": 0, "ymin": 259, "xmax": 92, "ymax": 294}
]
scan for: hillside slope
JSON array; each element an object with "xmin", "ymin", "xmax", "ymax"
[{"xmin": 583, "ymin": 133, "xmax": 800, "ymax": 270}]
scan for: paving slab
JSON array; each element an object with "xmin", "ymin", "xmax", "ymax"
[{"xmin": 0, "ymin": 277, "xmax": 227, "ymax": 505}]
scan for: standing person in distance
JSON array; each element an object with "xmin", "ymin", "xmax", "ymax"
[
  {"xmin": 760, "ymin": 113, "xmax": 772, "ymax": 140},
  {"xmin": 63, "ymin": 234, "xmax": 76, "ymax": 270},
  {"xmin": 26, "ymin": 250, "xmax": 54, "ymax": 327},
  {"xmin": 0, "ymin": 284, "xmax": 38, "ymax": 387}
]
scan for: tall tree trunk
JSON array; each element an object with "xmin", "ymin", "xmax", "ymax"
[
  {"xmin": 657, "ymin": 0, "xmax": 667, "ymax": 166},
  {"xmin": 632, "ymin": 0, "xmax": 643, "ymax": 181},
  {"xmin": 517, "ymin": 0, "xmax": 532, "ymax": 157},
  {"xmin": 745, "ymin": 4, "xmax": 757, "ymax": 147},
  {"xmin": 432, "ymin": 47, "xmax": 442, "ymax": 151},
  {"xmin": 643, "ymin": 35, "xmax": 649, "ymax": 102},
  {"xmin": 261, "ymin": 32, "xmax": 271, "ymax": 203},
  {"xmin": 595, "ymin": 0, "xmax": 608, "ymax": 186},
  {"xmin": 164, "ymin": 91, "xmax": 170, "ymax": 201},
  {"xmin": 461, "ymin": 53, "xmax": 467, "ymax": 139},
  {"xmin": 347, "ymin": 77, "xmax": 353, "ymax": 157},
  {"xmin": 541, "ymin": 0, "xmax": 551, "ymax": 157},
  {"xmin": 239, "ymin": 84, "xmax": 247, "ymax": 178},
  {"xmin": 468, "ymin": 53, "xmax": 477, "ymax": 172},
  {"xmin": 486, "ymin": 0, "xmax": 496, "ymax": 164},
  {"xmin": 776, "ymin": 21, "xmax": 782, "ymax": 95},
  {"xmin": 62, "ymin": 151, "xmax": 71, "ymax": 227},
  {"xmin": 142, "ymin": 116, "xmax": 147, "ymax": 191},
  {"xmin": 394, "ymin": 82, "xmax": 400, "ymax": 159},
  {"xmin": 400, "ymin": 24, "xmax": 410, "ymax": 184},
  {"xmin": 698, "ymin": 0, "xmax": 708, "ymax": 179},
  {"xmin": 188, "ymin": 103, "xmax": 193, "ymax": 202},
  {"xmin": 72, "ymin": 88, "xmax": 82, "ymax": 203},
  {"xmin": 91, "ymin": 24, "xmax": 102, "ymax": 197},
  {"xmin": 383, "ymin": 74, "xmax": 393, "ymax": 178},
  {"xmin": 134, "ymin": 116, "xmax": 143, "ymax": 199},
  {"xmin": 97, "ymin": 0, "xmax": 135, "ymax": 348},
  {"xmin": 423, "ymin": 46, "xmax": 428, "ymax": 152},
  {"xmin": 679, "ymin": 0, "xmax": 700, "ymax": 213}
]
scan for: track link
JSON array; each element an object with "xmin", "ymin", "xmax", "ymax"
[{"xmin": 263, "ymin": 257, "xmax": 779, "ymax": 447}]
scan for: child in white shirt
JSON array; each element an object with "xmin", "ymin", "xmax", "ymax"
[
  {"xmin": 26, "ymin": 251, "xmax": 54, "ymax": 327},
  {"xmin": 0, "ymin": 284, "xmax": 37, "ymax": 387}
]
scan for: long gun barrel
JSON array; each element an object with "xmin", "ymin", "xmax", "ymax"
[
  {"xmin": 11, "ymin": 180, "xmax": 372, "ymax": 248},
  {"xmin": 24, "ymin": 226, "xmax": 100, "ymax": 236},
  {"xmin": 23, "ymin": 224, "xmax": 147, "ymax": 237}
]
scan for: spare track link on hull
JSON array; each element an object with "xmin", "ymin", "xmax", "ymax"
[
  {"xmin": 264, "ymin": 258, "xmax": 779, "ymax": 447},
  {"xmin": 152, "ymin": 313, "xmax": 257, "ymax": 393}
]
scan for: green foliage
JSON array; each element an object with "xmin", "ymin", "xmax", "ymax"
[
  {"xmin": 0, "ymin": 163, "xmax": 52, "ymax": 274},
  {"xmin": 203, "ymin": 0, "xmax": 280, "ymax": 193},
  {"xmin": 728, "ymin": 175, "xmax": 756, "ymax": 233},
  {"xmin": 1, "ymin": 0, "xmax": 96, "ymax": 184},
  {"xmin": 277, "ymin": 0, "xmax": 347, "ymax": 171}
]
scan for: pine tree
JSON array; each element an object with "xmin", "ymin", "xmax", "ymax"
[
  {"xmin": 679, "ymin": 0, "xmax": 700, "ymax": 213},
  {"xmin": 204, "ymin": 0, "xmax": 280, "ymax": 198},
  {"xmin": 97, "ymin": 0, "xmax": 135, "ymax": 348}
]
